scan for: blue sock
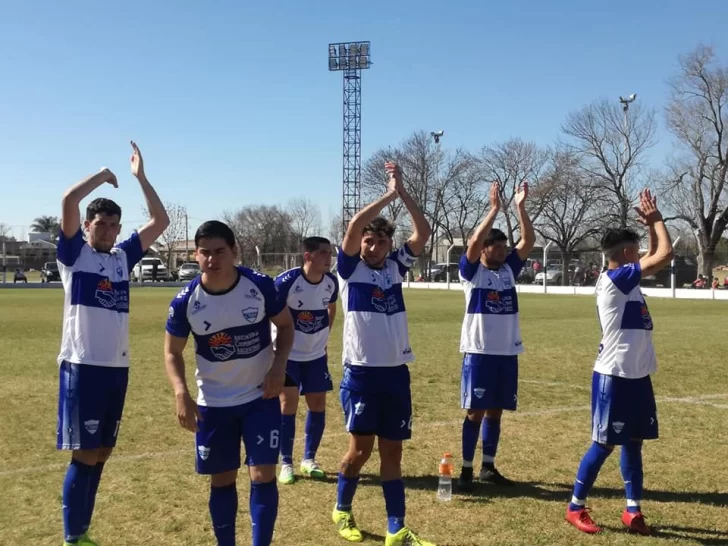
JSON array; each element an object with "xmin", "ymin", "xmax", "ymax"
[
  {"xmin": 209, "ymin": 483, "xmax": 237, "ymax": 546},
  {"xmin": 336, "ymin": 474, "xmax": 360, "ymax": 511},
  {"xmin": 481, "ymin": 418, "xmax": 501, "ymax": 466},
  {"xmin": 62, "ymin": 459, "xmax": 94, "ymax": 543},
  {"xmin": 280, "ymin": 414, "xmax": 296, "ymax": 466},
  {"xmin": 382, "ymin": 479, "xmax": 406, "ymax": 534},
  {"xmin": 250, "ymin": 480, "xmax": 278, "ymax": 546},
  {"xmin": 304, "ymin": 411, "xmax": 325, "ymax": 461},
  {"xmin": 461, "ymin": 417, "xmax": 481, "ymax": 465},
  {"xmin": 621, "ymin": 441, "xmax": 644, "ymax": 513},
  {"xmin": 83, "ymin": 461, "xmax": 105, "ymax": 533},
  {"xmin": 569, "ymin": 442, "xmax": 613, "ymax": 511}
]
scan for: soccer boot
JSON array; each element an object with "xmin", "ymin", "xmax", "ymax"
[
  {"xmin": 457, "ymin": 467, "xmax": 475, "ymax": 492},
  {"xmin": 300, "ymin": 459, "xmax": 326, "ymax": 479},
  {"xmin": 479, "ymin": 465, "xmax": 515, "ymax": 486},
  {"xmin": 332, "ymin": 506, "xmax": 363, "ymax": 542},
  {"xmin": 621, "ymin": 509, "xmax": 650, "ymax": 535},
  {"xmin": 278, "ymin": 463, "xmax": 295, "ymax": 485},
  {"xmin": 385, "ymin": 527, "xmax": 436, "ymax": 546},
  {"xmin": 565, "ymin": 506, "xmax": 601, "ymax": 534}
]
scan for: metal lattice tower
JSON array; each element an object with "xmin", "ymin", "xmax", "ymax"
[{"xmin": 328, "ymin": 42, "xmax": 371, "ymax": 232}]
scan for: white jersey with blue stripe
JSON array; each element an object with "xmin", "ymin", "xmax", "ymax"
[
  {"xmin": 594, "ymin": 263, "xmax": 656, "ymax": 379},
  {"xmin": 166, "ymin": 267, "xmax": 286, "ymax": 407},
  {"xmin": 57, "ymin": 228, "xmax": 145, "ymax": 368},
  {"xmin": 337, "ymin": 246, "xmax": 417, "ymax": 367},
  {"xmin": 459, "ymin": 250, "xmax": 525, "ymax": 356},
  {"xmin": 274, "ymin": 267, "xmax": 338, "ymax": 362}
]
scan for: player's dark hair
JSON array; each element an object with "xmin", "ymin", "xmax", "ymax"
[
  {"xmin": 601, "ymin": 228, "xmax": 640, "ymax": 258},
  {"xmin": 302, "ymin": 236, "xmax": 330, "ymax": 254},
  {"xmin": 362, "ymin": 216, "xmax": 395, "ymax": 239},
  {"xmin": 195, "ymin": 220, "xmax": 236, "ymax": 248},
  {"xmin": 85, "ymin": 198, "xmax": 122, "ymax": 222},
  {"xmin": 484, "ymin": 228, "xmax": 508, "ymax": 247}
]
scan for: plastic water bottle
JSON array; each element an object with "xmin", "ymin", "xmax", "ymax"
[{"xmin": 437, "ymin": 452, "xmax": 454, "ymax": 501}]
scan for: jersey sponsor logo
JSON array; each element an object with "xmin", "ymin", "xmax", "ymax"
[
  {"xmin": 198, "ymin": 446, "xmax": 211, "ymax": 460},
  {"xmin": 95, "ymin": 279, "xmax": 116, "ymax": 308},
  {"xmin": 242, "ymin": 307, "xmax": 259, "ymax": 323},
  {"xmin": 486, "ymin": 291, "xmax": 504, "ymax": 313},
  {"xmin": 84, "ymin": 419, "xmax": 100, "ymax": 434},
  {"xmin": 296, "ymin": 310, "xmax": 325, "ymax": 334},
  {"xmin": 209, "ymin": 332, "xmax": 236, "ymax": 360},
  {"xmin": 640, "ymin": 303, "xmax": 653, "ymax": 329},
  {"xmin": 371, "ymin": 286, "xmax": 402, "ymax": 314}
]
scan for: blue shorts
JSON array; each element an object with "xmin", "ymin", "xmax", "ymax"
[
  {"xmin": 592, "ymin": 371, "xmax": 658, "ymax": 445},
  {"xmin": 461, "ymin": 354, "xmax": 518, "ymax": 410},
  {"xmin": 285, "ymin": 355, "xmax": 333, "ymax": 394},
  {"xmin": 339, "ymin": 365, "xmax": 412, "ymax": 441},
  {"xmin": 56, "ymin": 361, "xmax": 129, "ymax": 450},
  {"xmin": 196, "ymin": 396, "xmax": 281, "ymax": 475}
]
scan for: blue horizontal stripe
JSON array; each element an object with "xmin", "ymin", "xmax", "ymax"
[
  {"xmin": 70, "ymin": 271, "xmax": 130, "ymax": 314},
  {"xmin": 620, "ymin": 301, "xmax": 653, "ymax": 330},
  {"xmin": 346, "ymin": 282, "xmax": 406, "ymax": 315},
  {"xmin": 291, "ymin": 308, "xmax": 329, "ymax": 334},
  {"xmin": 467, "ymin": 287, "xmax": 519, "ymax": 315},
  {"xmin": 193, "ymin": 321, "xmax": 271, "ymax": 362}
]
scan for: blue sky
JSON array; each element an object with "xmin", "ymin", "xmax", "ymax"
[{"xmin": 2, "ymin": 0, "xmax": 727, "ymax": 240}]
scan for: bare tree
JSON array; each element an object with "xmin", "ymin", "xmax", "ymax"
[
  {"xmin": 478, "ymin": 139, "xmax": 550, "ymax": 246},
  {"xmin": 287, "ymin": 198, "xmax": 322, "ymax": 240},
  {"xmin": 222, "ymin": 205, "xmax": 297, "ymax": 269},
  {"xmin": 439, "ymin": 156, "xmax": 487, "ymax": 245},
  {"xmin": 659, "ymin": 45, "xmax": 728, "ymax": 276},
  {"xmin": 328, "ymin": 212, "xmax": 344, "ymax": 246},
  {"xmin": 362, "ymin": 148, "xmax": 406, "ymax": 222},
  {"xmin": 562, "ymin": 98, "xmax": 657, "ymax": 229},
  {"xmin": 535, "ymin": 151, "xmax": 608, "ymax": 285},
  {"xmin": 144, "ymin": 202, "xmax": 187, "ymax": 270},
  {"xmin": 0, "ymin": 223, "xmax": 11, "ymax": 239}
]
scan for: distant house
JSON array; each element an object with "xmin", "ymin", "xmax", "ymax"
[{"xmin": 1, "ymin": 237, "xmax": 57, "ymax": 270}]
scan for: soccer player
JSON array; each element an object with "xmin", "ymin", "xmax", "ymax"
[
  {"xmin": 274, "ymin": 237, "xmax": 338, "ymax": 484},
  {"xmin": 565, "ymin": 189, "xmax": 673, "ymax": 536},
  {"xmin": 332, "ymin": 162, "xmax": 435, "ymax": 546},
  {"xmin": 164, "ymin": 220, "xmax": 294, "ymax": 546},
  {"xmin": 57, "ymin": 142, "xmax": 169, "ymax": 546},
  {"xmin": 457, "ymin": 181, "xmax": 535, "ymax": 491}
]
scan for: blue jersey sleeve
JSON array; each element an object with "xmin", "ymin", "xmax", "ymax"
[
  {"xmin": 505, "ymin": 249, "xmax": 525, "ymax": 279},
  {"xmin": 57, "ymin": 228, "xmax": 86, "ymax": 267},
  {"xmin": 389, "ymin": 243, "xmax": 418, "ymax": 277},
  {"xmin": 327, "ymin": 272, "xmax": 339, "ymax": 304},
  {"xmin": 115, "ymin": 231, "xmax": 145, "ymax": 272},
  {"xmin": 606, "ymin": 263, "xmax": 642, "ymax": 294},
  {"xmin": 274, "ymin": 270, "xmax": 297, "ymax": 305},
  {"xmin": 459, "ymin": 253, "xmax": 479, "ymax": 282},
  {"xmin": 166, "ymin": 287, "xmax": 192, "ymax": 338},
  {"xmin": 256, "ymin": 272, "xmax": 286, "ymax": 318},
  {"xmin": 337, "ymin": 248, "xmax": 361, "ymax": 280}
]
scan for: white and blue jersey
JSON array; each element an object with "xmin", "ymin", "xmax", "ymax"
[
  {"xmin": 337, "ymin": 246, "xmax": 416, "ymax": 367},
  {"xmin": 166, "ymin": 267, "xmax": 286, "ymax": 408},
  {"xmin": 458, "ymin": 250, "xmax": 525, "ymax": 356},
  {"xmin": 57, "ymin": 228, "xmax": 145, "ymax": 367},
  {"xmin": 274, "ymin": 267, "xmax": 338, "ymax": 362},
  {"xmin": 594, "ymin": 263, "xmax": 656, "ymax": 379}
]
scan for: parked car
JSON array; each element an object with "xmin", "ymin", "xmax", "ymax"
[
  {"xmin": 534, "ymin": 265, "xmax": 563, "ymax": 285},
  {"xmin": 131, "ymin": 257, "xmax": 170, "ymax": 282},
  {"xmin": 429, "ymin": 262, "xmax": 460, "ymax": 282},
  {"xmin": 41, "ymin": 261, "xmax": 61, "ymax": 283},
  {"xmin": 177, "ymin": 262, "xmax": 201, "ymax": 282}
]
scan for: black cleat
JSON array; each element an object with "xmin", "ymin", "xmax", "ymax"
[
  {"xmin": 457, "ymin": 467, "xmax": 475, "ymax": 492},
  {"xmin": 479, "ymin": 465, "xmax": 516, "ymax": 487}
]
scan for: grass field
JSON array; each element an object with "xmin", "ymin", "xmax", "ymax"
[{"xmin": 0, "ymin": 288, "xmax": 727, "ymax": 546}]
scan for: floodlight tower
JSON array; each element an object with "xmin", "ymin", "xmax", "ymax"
[{"xmin": 328, "ymin": 41, "xmax": 371, "ymax": 233}]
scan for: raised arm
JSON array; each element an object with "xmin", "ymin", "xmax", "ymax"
[
  {"xmin": 394, "ymin": 162, "xmax": 431, "ymax": 256},
  {"xmin": 61, "ymin": 169, "xmax": 118, "ymax": 238},
  {"xmin": 636, "ymin": 189, "xmax": 673, "ymax": 277},
  {"xmin": 466, "ymin": 182, "xmax": 501, "ymax": 264},
  {"xmin": 341, "ymin": 162, "xmax": 398, "ymax": 256},
  {"xmin": 513, "ymin": 182, "xmax": 536, "ymax": 261},
  {"xmin": 130, "ymin": 141, "xmax": 170, "ymax": 252},
  {"xmin": 164, "ymin": 332, "xmax": 201, "ymax": 432}
]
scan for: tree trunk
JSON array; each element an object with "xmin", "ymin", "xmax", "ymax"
[
  {"xmin": 560, "ymin": 248, "xmax": 572, "ymax": 286},
  {"xmin": 699, "ymin": 246, "xmax": 716, "ymax": 278}
]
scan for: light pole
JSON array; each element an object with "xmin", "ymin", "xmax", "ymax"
[
  {"xmin": 619, "ymin": 93, "xmax": 637, "ymax": 165},
  {"xmin": 430, "ymin": 130, "xmax": 444, "ymax": 275}
]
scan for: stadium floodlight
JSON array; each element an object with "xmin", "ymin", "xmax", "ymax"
[
  {"xmin": 619, "ymin": 93, "xmax": 637, "ymax": 111},
  {"xmin": 328, "ymin": 41, "xmax": 372, "ymax": 232},
  {"xmin": 431, "ymin": 130, "xmax": 444, "ymax": 144}
]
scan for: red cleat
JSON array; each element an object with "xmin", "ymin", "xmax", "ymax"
[
  {"xmin": 565, "ymin": 506, "xmax": 601, "ymax": 534},
  {"xmin": 621, "ymin": 510, "xmax": 651, "ymax": 535}
]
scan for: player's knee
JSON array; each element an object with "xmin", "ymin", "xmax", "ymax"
[
  {"xmin": 484, "ymin": 408, "xmax": 503, "ymax": 420},
  {"xmin": 211, "ymin": 470, "xmax": 239, "ymax": 487},
  {"xmin": 249, "ymin": 465, "xmax": 276, "ymax": 483},
  {"xmin": 72, "ymin": 448, "xmax": 101, "ymax": 466},
  {"xmin": 305, "ymin": 392, "xmax": 327, "ymax": 412},
  {"xmin": 466, "ymin": 409, "xmax": 485, "ymax": 423},
  {"xmin": 280, "ymin": 388, "xmax": 300, "ymax": 415},
  {"xmin": 378, "ymin": 439, "xmax": 403, "ymax": 462}
]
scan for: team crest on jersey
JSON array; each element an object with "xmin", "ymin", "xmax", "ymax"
[
  {"xmin": 474, "ymin": 388, "xmax": 486, "ymax": 399},
  {"xmin": 322, "ymin": 296, "xmax": 331, "ymax": 306},
  {"xmin": 612, "ymin": 421, "xmax": 625, "ymax": 434},
  {"xmin": 242, "ymin": 307, "xmax": 259, "ymax": 323},
  {"xmin": 95, "ymin": 279, "xmax": 116, "ymax": 309},
  {"xmin": 84, "ymin": 420, "xmax": 100, "ymax": 435},
  {"xmin": 209, "ymin": 332, "xmax": 235, "ymax": 360},
  {"xmin": 502, "ymin": 275, "xmax": 513, "ymax": 289},
  {"xmin": 640, "ymin": 303, "xmax": 653, "ymax": 330},
  {"xmin": 485, "ymin": 291, "xmax": 504, "ymax": 313},
  {"xmin": 296, "ymin": 311, "xmax": 324, "ymax": 334},
  {"xmin": 198, "ymin": 446, "xmax": 211, "ymax": 461},
  {"xmin": 246, "ymin": 288, "xmax": 262, "ymax": 301},
  {"xmin": 191, "ymin": 300, "xmax": 208, "ymax": 315}
]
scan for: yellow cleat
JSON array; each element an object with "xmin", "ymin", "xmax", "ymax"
[
  {"xmin": 385, "ymin": 527, "xmax": 436, "ymax": 546},
  {"xmin": 332, "ymin": 506, "xmax": 364, "ymax": 542}
]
